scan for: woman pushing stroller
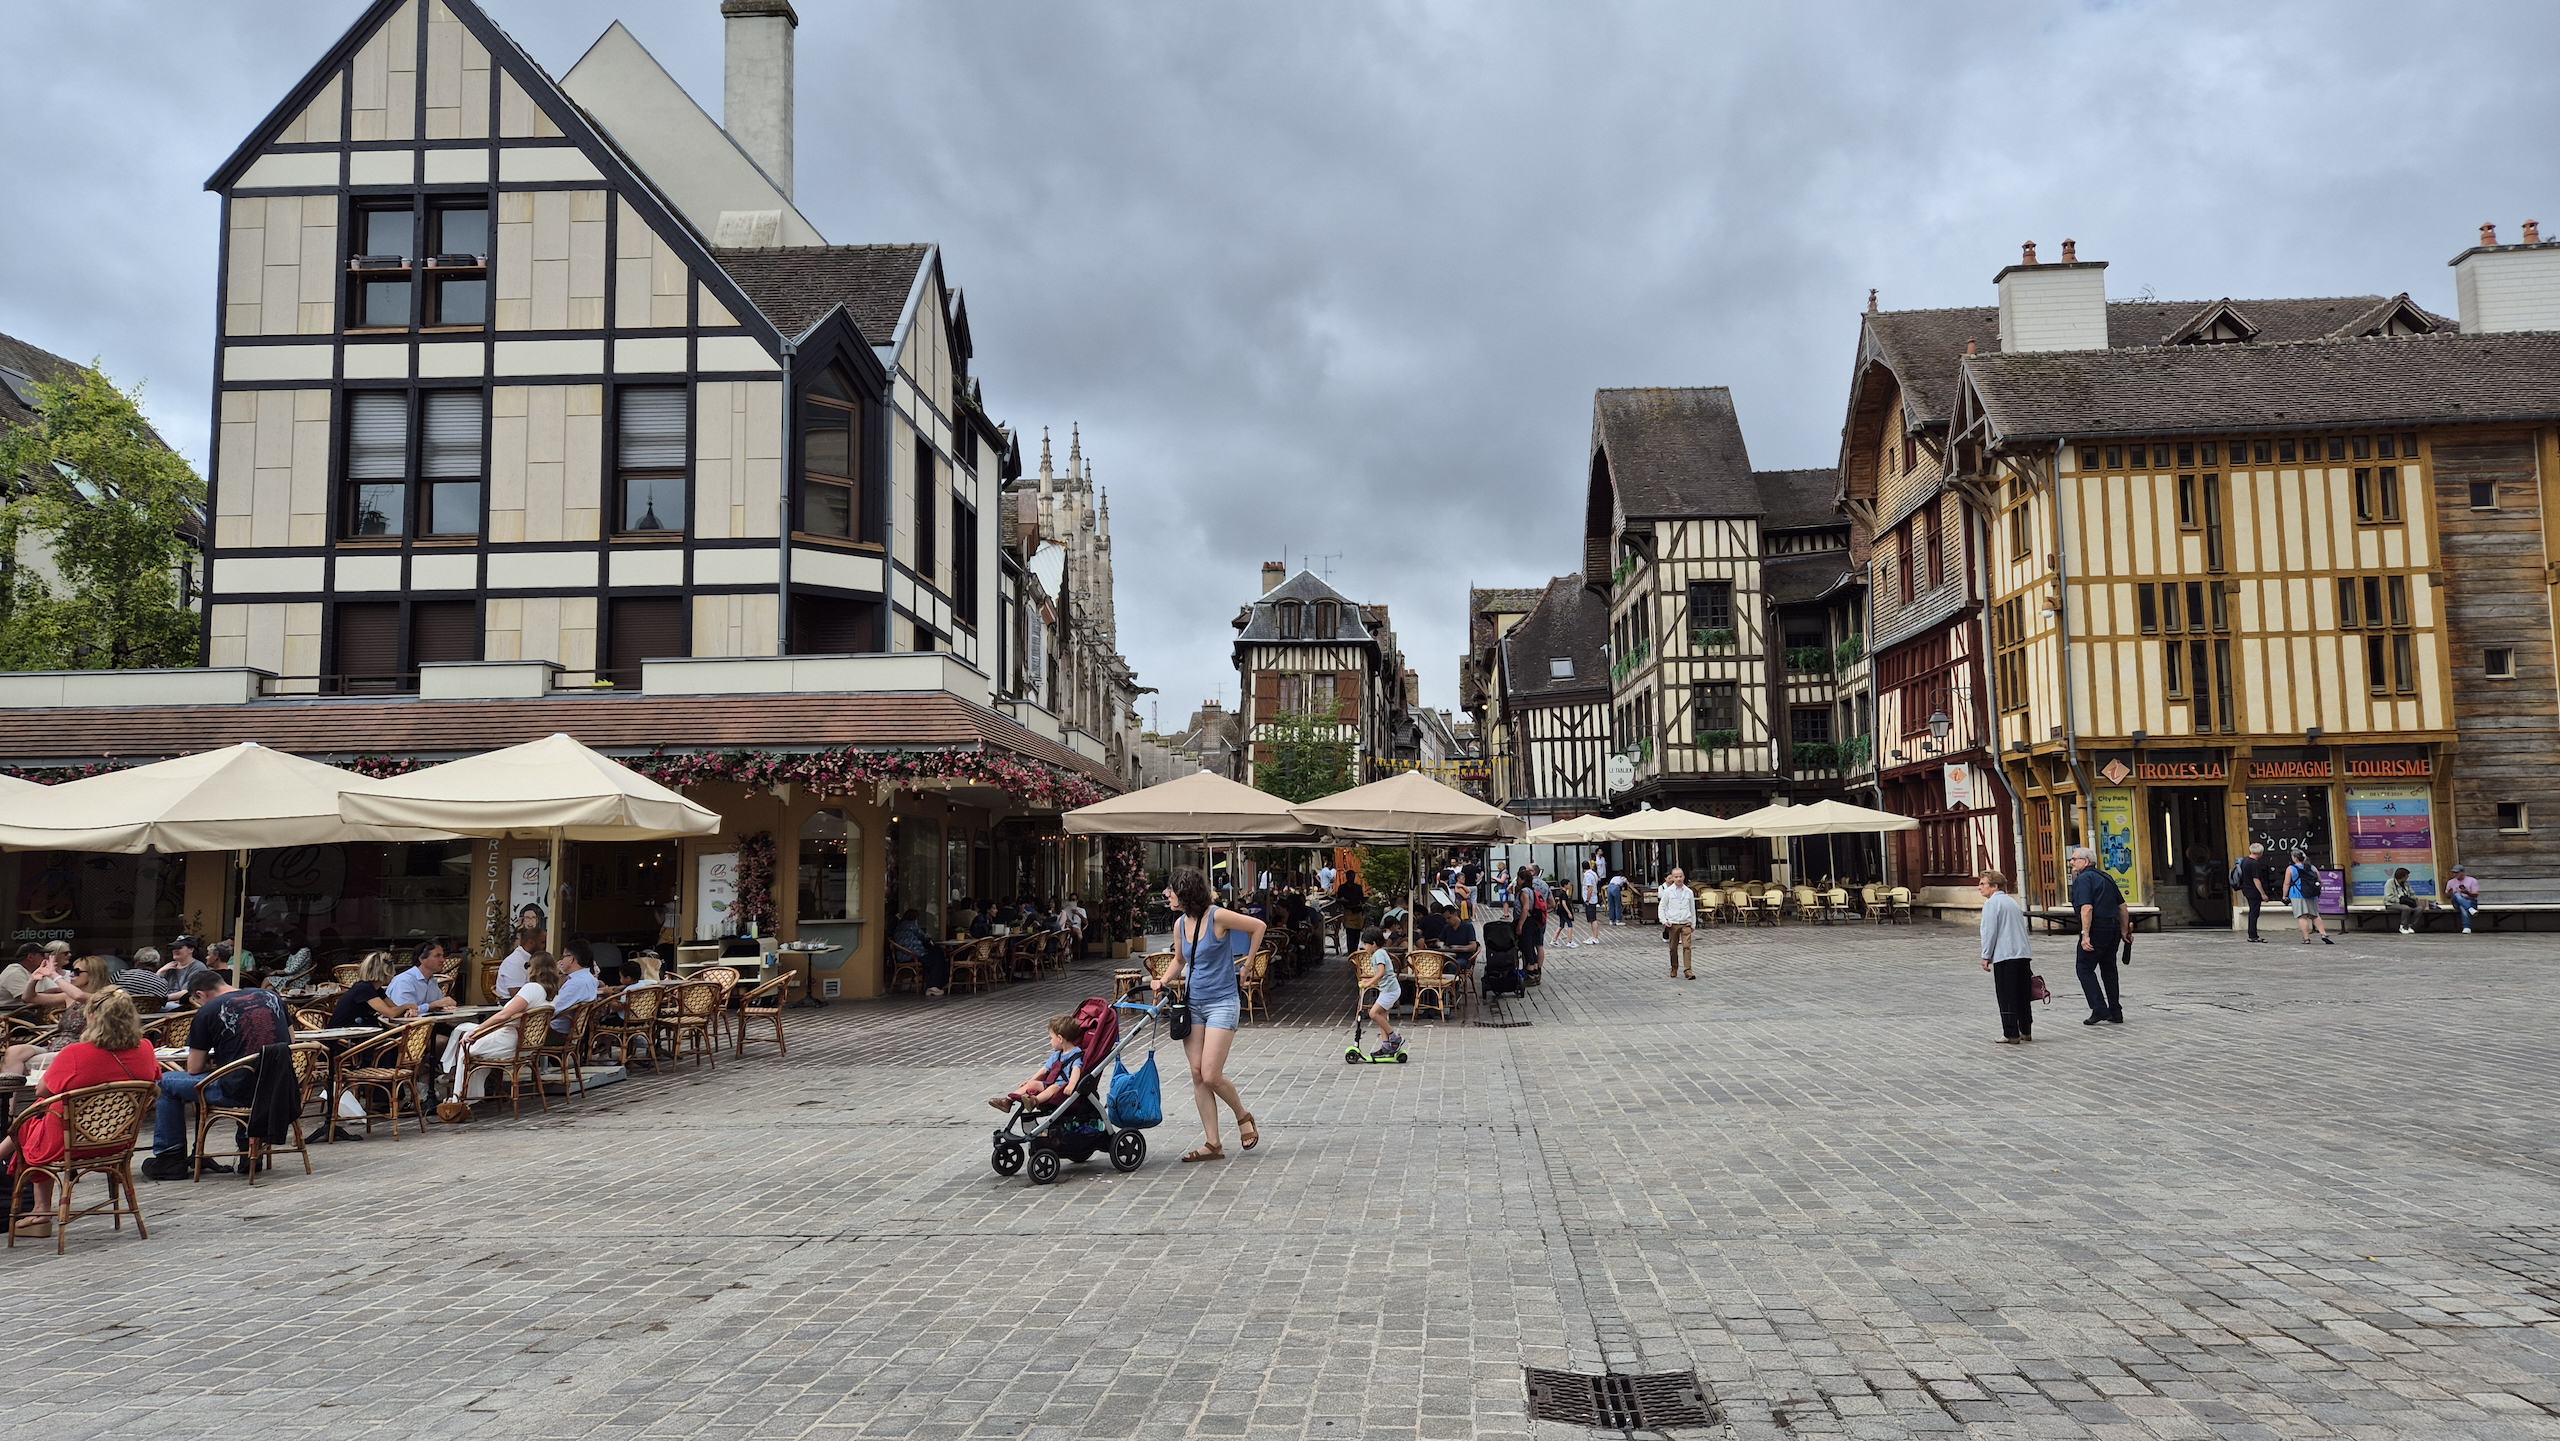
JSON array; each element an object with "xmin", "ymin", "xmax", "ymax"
[{"xmin": 1153, "ymin": 866, "xmax": 1265, "ymax": 1162}]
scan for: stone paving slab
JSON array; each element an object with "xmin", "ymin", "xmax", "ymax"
[{"xmin": 4, "ymin": 919, "xmax": 2558, "ymax": 1439}]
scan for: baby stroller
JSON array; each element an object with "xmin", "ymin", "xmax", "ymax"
[
  {"xmin": 1479, "ymin": 918, "xmax": 1526, "ymax": 999},
  {"xmin": 990, "ymin": 996, "xmax": 1161, "ymax": 1186}
]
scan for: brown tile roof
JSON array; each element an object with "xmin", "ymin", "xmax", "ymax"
[
  {"xmin": 1753, "ymin": 469, "xmax": 1843, "ymax": 532},
  {"xmin": 1763, "ymin": 550, "xmax": 1859, "ymax": 606},
  {"xmin": 1501, "ymin": 575, "xmax": 1608, "ymax": 703},
  {"xmin": 0, "ymin": 330, "xmax": 82, "ymax": 432},
  {"xmin": 1467, "ymin": 586, "xmax": 1547, "ymax": 651},
  {"xmin": 1862, "ymin": 295, "xmax": 2445, "ymax": 434},
  {"xmin": 0, "ymin": 690, "xmax": 1121, "ymax": 788},
  {"xmin": 1592, "ymin": 388, "xmax": 1758, "ymax": 519},
  {"xmin": 1963, "ymin": 331, "xmax": 2560, "ymax": 441},
  {"xmin": 712, "ymin": 244, "xmax": 931, "ymax": 344}
]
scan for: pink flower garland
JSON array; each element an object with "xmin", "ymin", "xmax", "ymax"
[
  {"xmin": 622, "ymin": 746, "xmax": 1113, "ymax": 812},
  {"xmin": 736, "ymin": 831, "xmax": 776, "ymax": 931}
]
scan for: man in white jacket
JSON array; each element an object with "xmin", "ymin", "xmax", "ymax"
[{"xmin": 1656, "ymin": 869, "xmax": 1698, "ymax": 979}]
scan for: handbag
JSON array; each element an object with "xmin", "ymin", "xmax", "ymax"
[
  {"xmin": 1107, "ymin": 1051, "xmax": 1163, "ymax": 1128},
  {"xmin": 2029, "ymin": 973, "xmax": 2051, "ymax": 1003},
  {"xmin": 1163, "ymin": 995, "xmax": 1191, "ymax": 1041}
]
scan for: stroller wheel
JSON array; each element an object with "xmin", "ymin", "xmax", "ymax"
[
  {"xmin": 1111, "ymin": 1129, "xmax": 1146, "ymax": 1172},
  {"xmin": 991, "ymin": 1140, "xmax": 1024, "ymax": 1177},
  {"xmin": 1028, "ymin": 1147, "xmax": 1061, "ymax": 1185}
]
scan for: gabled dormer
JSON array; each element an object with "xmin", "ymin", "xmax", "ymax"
[
  {"xmin": 2333, "ymin": 292, "xmax": 2444, "ymax": 339},
  {"xmin": 2162, "ymin": 298, "xmax": 2261, "ymax": 346}
]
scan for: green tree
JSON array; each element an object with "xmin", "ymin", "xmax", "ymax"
[
  {"xmin": 1251, "ymin": 706, "xmax": 1356, "ymax": 805},
  {"xmin": 0, "ymin": 364, "xmax": 204, "ymax": 670}
]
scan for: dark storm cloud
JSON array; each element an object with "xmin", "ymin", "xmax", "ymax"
[{"xmin": 5, "ymin": 2, "xmax": 2558, "ymax": 724}]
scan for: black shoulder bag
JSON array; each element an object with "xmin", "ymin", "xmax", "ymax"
[{"xmin": 1164, "ymin": 915, "xmax": 1197, "ymax": 1040}]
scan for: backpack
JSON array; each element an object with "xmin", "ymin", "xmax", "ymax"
[
  {"xmin": 2228, "ymin": 859, "xmax": 2245, "ymax": 887},
  {"xmin": 2298, "ymin": 865, "xmax": 2323, "ymax": 899}
]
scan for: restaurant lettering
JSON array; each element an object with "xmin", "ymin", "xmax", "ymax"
[
  {"xmin": 2248, "ymin": 760, "xmax": 2332, "ymax": 780},
  {"xmin": 2135, "ymin": 760, "xmax": 2224, "ymax": 781},
  {"xmin": 2347, "ymin": 757, "xmax": 2430, "ymax": 778}
]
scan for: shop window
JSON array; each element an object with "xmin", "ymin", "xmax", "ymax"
[
  {"xmin": 2497, "ymin": 802, "xmax": 2530, "ymax": 833},
  {"xmin": 616, "ymin": 386, "xmax": 686, "ymax": 533},
  {"xmin": 797, "ymin": 808, "xmax": 860, "ymax": 921},
  {"xmin": 2485, "ymin": 646, "xmax": 2516, "ymax": 679}
]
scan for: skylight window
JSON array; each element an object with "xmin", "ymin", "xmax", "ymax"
[
  {"xmin": 1549, "ymin": 657, "xmax": 1574, "ymax": 679},
  {"xmin": 0, "ymin": 366, "xmax": 42, "ymax": 409}
]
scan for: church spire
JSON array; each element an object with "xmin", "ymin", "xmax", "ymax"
[
  {"xmin": 1038, "ymin": 426, "xmax": 1054, "ymax": 484},
  {"xmin": 1068, "ymin": 423, "xmax": 1084, "ymax": 485}
]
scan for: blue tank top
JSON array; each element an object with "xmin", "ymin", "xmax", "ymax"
[{"xmin": 1178, "ymin": 910, "xmax": 1244, "ymax": 1007}]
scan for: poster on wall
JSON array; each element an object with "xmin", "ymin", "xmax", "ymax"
[
  {"xmin": 2346, "ymin": 784, "xmax": 2435, "ymax": 900},
  {"xmin": 695, "ymin": 851, "xmax": 739, "ymax": 940},
  {"xmin": 509, "ymin": 857, "xmax": 550, "ymax": 922},
  {"xmin": 2092, "ymin": 788, "xmax": 2138, "ymax": 900}
]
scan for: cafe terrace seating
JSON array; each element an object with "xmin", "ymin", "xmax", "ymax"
[{"xmin": 5, "ymin": 1079, "xmax": 154, "ymax": 1254}]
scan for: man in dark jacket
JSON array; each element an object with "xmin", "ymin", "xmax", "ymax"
[
  {"xmin": 2234, "ymin": 843, "xmax": 2273, "ymax": 943},
  {"xmin": 2068, "ymin": 846, "xmax": 2129, "ymax": 1026}
]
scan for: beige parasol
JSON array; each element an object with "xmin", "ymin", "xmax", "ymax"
[
  {"xmin": 1063, "ymin": 770, "xmax": 1319, "ymax": 840},
  {"xmin": 1522, "ymin": 813, "xmax": 1612, "ymax": 844},
  {"xmin": 1727, "ymin": 797, "xmax": 1920, "ymax": 837},
  {"xmin": 338, "ymin": 734, "xmax": 720, "ymax": 956},
  {"xmin": 0, "ymin": 743, "xmax": 459, "ymax": 971},
  {"xmin": 1602, "ymin": 807, "xmax": 1753, "ymax": 841},
  {"xmin": 1290, "ymin": 771, "xmax": 1527, "ymax": 940},
  {"xmin": 0, "ymin": 773, "xmax": 43, "ymax": 797}
]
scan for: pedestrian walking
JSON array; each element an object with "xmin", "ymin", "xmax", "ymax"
[
  {"xmin": 1155, "ymin": 866, "xmax": 1264, "ymax": 1162},
  {"xmin": 1606, "ymin": 871, "xmax": 1628, "ymax": 926},
  {"xmin": 1657, "ymin": 868, "xmax": 1697, "ymax": 979},
  {"xmin": 2234, "ymin": 842, "xmax": 2273, "ymax": 943},
  {"xmin": 1516, "ymin": 864, "xmax": 1550, "ymax": 976},
  {"xmin": 2067, "ymin": 846, "xmax": 2127, "ymax": 1026},
  {"xmin": 1976, "ymin": 870, "xmax": 2034, "ymax": 1044},
  {"xmin": 1576, "ymin": 862, "xmax": 1601, "ymax": 946},
  {"xmin": 2446, "ymin": 864, "xmax": 2482, "ymax": 933},
  {"xmin": 2283, "ymin": 850, "xmax": 2333, "ymax": 946}
]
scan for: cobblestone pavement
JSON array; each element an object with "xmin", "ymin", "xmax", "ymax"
[{"xmin": 9, "ymin": 919, "xmax": 2560, "ymax": 1441}]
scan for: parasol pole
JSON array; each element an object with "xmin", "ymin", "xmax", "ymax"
[
  {"xmin": 547, "ymin": 826, "xmax": 564, "ymax": 965},
  {"xmin": 233, "ymin": 848, "xmax": 249, "ymax": 982}
]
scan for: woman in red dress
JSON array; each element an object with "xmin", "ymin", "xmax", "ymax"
[{"xmin": 5, "ymin": 989, "xmax": 157, "ymax": 1238}]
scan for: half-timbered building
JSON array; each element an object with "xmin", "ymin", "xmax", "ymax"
[
  {"xmin": 1841, "ymin": 263, "xmax": 2463, "ymax": 907},
  {"xmin": 1233, "ymin": 566, "xmax": 1411, "ymax": 787},
  {"xmin": 1943, "ymin": 234, "xmax": 2560, "ymax": 919},
  {"xmin": 1492, "ymin": 574, "xmax": 1610, "ymax": 821},
  {"xmin": 1458, "ymin": 584, "xmax": 1546, "ymax": 809}
]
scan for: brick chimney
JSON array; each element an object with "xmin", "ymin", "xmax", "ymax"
[
  {"xmin": 1262, "ymin": 561, "xmax": 1287, "ymax": 594},
  {"xmin": 1994, "ymin": 239, "xmax": 2108, "ymax": 353},
  {"xmin": 2454, "ymin": 221, "xmax": 2560, "ymax": 333},
  {"xmin": 722, "ymin": 0, "xmax": 797, "ymax": 198}
]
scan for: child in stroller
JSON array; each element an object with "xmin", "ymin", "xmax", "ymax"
[{"xmin": 990, "ymin": 1012, "xmax": 1085, "ymax": 1112}]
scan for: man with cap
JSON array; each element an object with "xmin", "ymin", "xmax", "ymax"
[
  {"xmin": 2067, "ymin": 846, "xmax": 2128, "ymax": 1026},
  {"xmin": 2446, "ymin": 864, "xmax": 2483, "ymax": 933},
  {"xmin": 143, "ymin": 967, "xmax": 293, "ymax": 1179}
]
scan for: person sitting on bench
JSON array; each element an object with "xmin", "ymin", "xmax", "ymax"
[{"xmin": 2380, "ymin": 868, "xmax": 2439, "ymax": 934}]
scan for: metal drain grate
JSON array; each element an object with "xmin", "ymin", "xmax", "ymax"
[{"xmin": 1525, "ymin": 1368, "xmax": 1714, "ymax": 1431}]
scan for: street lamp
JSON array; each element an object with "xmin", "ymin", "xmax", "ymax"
[{"xmin": 1927, "ymin": 709, "xmax": 1952, "ymax": 746}]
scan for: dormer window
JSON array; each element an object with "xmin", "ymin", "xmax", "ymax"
[
  {"xmin": 1549, "ymin": 657, "xmax": 1574, "ymax": 679},
  {"xmin": 1277, "ymin": 602, "xmax": 1302, "ymax": 638},
  {"xmin": 1315, "ymin": 601, "xmax": 1338, "ymax": 639}
]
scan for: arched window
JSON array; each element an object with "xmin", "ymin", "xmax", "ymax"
[{"xmin": 798, "ymin": 807, "xmax": 861, "ymax": 921}]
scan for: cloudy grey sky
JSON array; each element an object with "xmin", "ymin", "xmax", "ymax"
[{"xmin": 5, "ymin": 1, "xmax": 2558, "ymax": 727}]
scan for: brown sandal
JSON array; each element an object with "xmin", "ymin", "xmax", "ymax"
[
  {"xmin": 1181, "ymin": 1143, "xmax": 1224, "ymax": 1163},
  {"xmin": 1238, "ymin": 1113, "xmax": 1260, "ymax": 1150}
]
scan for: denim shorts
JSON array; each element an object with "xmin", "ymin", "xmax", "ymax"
[{"xmin": 1195, "ymin": 998, "xmax": 1240, "ymax": 1032}]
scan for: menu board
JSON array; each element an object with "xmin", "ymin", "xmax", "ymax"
[
  {"xmin": 2346, "ymin": 784, "xmax": 2434, "ymax": 899},
  {"xmin": 695, "ymin": 851, "xmax": 739, "ymax": 940}
]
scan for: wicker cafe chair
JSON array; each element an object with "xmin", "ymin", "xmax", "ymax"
[
  {"xmin": 654, "ymin": 983, "xmax": 719, "ymax": 1070},
  {"xmin": 459, "ymin": 1006, "xmax": 554, "ymax": 1118},
  {"xmin": 1237, "ymin": 947, "xmax": 1270, "ymax": 1022},
  {"xmin": 143, "ymin": 1009, "xmax": 196, "ymax": 1046},
  {"xmin": 691, "ymin": 967, "xmax": 740, "ymax": 1049},
  {"xmin": 6, "ymin": 1079, "xmax": 155, "ymax": 1254},
  {"xmin": 734, "ymin": 974, "xmax": 790, "ymax": 1058},
  {"xmin": 1, "ymin": 1013, "xmax": 51, "ymax": 1047},
  {"xmin": 336, "ymin": 1020, "xmax": 437, "ymax": 1138},
  {"xmin": 1859, "ymin": 884, "xmax": 1886, "ymax": 922},
  {"xmin": 1886, "ymin": 887, "xmax": 1914, "ymax": 924},
  {"xmin": 888, "ymin": 943, "xmax": 926, "ymax": 993},
  {"xmin": 1407, "ymin": 950, "xmax": 1455, "ymax": 1023},
  {"xmin": 191, "ymin": 1041, "xmax": 329, "ymax": 1185},
  {"xmin": 293, "ymin": 1008, "xmax": 333, "ymax": 1032},
  {"xmin": 594, "ymin": 985, "xmax": 667, "ymax": 1074},
  {"xmin": 331, "ymin": 963, "xmax": 365, "ymax": 987},
  {"xmin": 523, "ymin": 1002, "xmax": 591, "ymax": 1100}
]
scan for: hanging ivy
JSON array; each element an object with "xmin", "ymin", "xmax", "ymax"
[{"xmin": 623, "ymin": 746, "xmax": 1113, "ymax": 813}]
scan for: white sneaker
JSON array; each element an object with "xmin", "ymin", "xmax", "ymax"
[
  {"xmin": 2399, "ymin": 926, "xmax": 2414, "ymax": 934},
  {"xmin": 925, "ymin": 987, "xmax": 945, "ymax": 996}
]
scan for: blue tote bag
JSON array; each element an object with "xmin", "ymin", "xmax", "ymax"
[{"xmin": 1108, "ymin": 1051, "xmax": 1163, "ymax": 1128}]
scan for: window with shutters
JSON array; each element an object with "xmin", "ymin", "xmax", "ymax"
[
  {"xmin": 787, "ymin": 595, "xmax": 876, "ymax": 658},
  {"xmin": 420, "ymin": 392, "xmax": 482, "ymax": 536},
  {"xmin": 606, "ymin": 596, "xmax": 686, "ymax": 687},
  {"xmin": 410, "ymin": 600, "xmax": 478, "ymax": 671},
  {"xmin": 616, "ymin": 387, "xmax": 686, "ymax": 533},
  {"xmin": 345, "ymin": 393, "xmax": 408, "ymax": 537},
  {"xmin": 799, "ymin": 365, "xmax": 860, "ymax": 539},
  {"xmin": 333, "ymin": 602, "xmax": 403, "ymax": 693}
]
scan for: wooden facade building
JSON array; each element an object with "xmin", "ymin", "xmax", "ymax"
[{"xmin": 1232, "ymin": 567, "xmax": 1411, "ymax": 787}]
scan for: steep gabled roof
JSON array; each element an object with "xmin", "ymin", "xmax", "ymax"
[
  {"xmin": 1592, "ymin": 388, "xmax": 1758, "ymax": 519},
  {"xmin": 1961, "ymin": 331, "xmax": 2560, "ymax": 442},
  {"xmin": 1500, "ymin": 575, "xmax": 1607, "ymax": 703},
  {"xmin": 1233, "ymin": 571, "xmax": 1377, "ymax": 644},
  {"xmin": 0, "ymin": 331, "xmax": 82, "ymax": 433},
  {"xmin": 1754, "ymin": 469, "xmax": 1843, "ymax": 532},
  {"xmin": 714, "ymin": 245, "xmax": 933, "ymax": 345},
  {"xmin": 1467, "ymin": 585, "xmax": 1547, "ymax": 652}
]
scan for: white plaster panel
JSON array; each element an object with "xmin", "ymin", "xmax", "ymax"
[
  {"xmin": 212, "ymin": 555, "xmax": 326, "ymax": 594},
  {"xmin": 486, "ymin": 549, "xmax": 599, "ymax": 589},
  {"xmin": 237, "ymin": 151, "xmax": 339, "ymax": 188},
  {"xmin": 342, "ymin": 343, "xmax": 410, "ymax": 379},
  {"xmin": 499, "ymin": 147, "xmax": 604, "ymax": 182},
  {"xmin": 335, "ymin": 554, "xmax": 404, "ymax": 591},
  {"xmin": 422, "ymin": 147, "xmax": 491, "ymax": 183},
  {"xmin": 608, "ymin": 547, "xmax": 685, "ymax": 587},
  {"xmin": 612, "ymin": 337, "xmax": 688, "ymax": 374},
  {"xmin": 494, "ymin": 339, "xmax": 605, "ymax": 375},
  {"xmin": 222, "ymin": 344, "xmax": 335, "ymax": 382},
  {"xmin": 694, "ymin": 547, "xmax": 780, "ymax": 586},
  {"xmin": 348, "ymin": 149, "xmax": 418, "ymax": 185},
  {"xmin": 791, "ymin": 546, "xmax": 883, "ymax": 593},
  {"xmin": 697, "ymin": 335, "xmax": 778, "ymax": 372},
  {"xmin": 418, "ymin": 342, "xmax": 486, "ymax": 377},
  {"xmin": 412, "ymin": 553, "xmax": 479, "ymax": 590}
]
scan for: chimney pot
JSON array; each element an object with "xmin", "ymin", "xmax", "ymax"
[
  {"xmin": 723, "ymin": 0, "xmax": 798, "ymax": 200},
  {"xmin": 2022, "ymin": 240, "xmax": 2038, "ymax": 265},
  {"xmin": 2482, "ymin": 222, "xmax": 2499, "ymax": 247},
  {"xmin": 2452, "ymin": 221, "xmax": 2560, "ymax": 333},
  {"xmin": 2528, "ymin": 220, "xmax": 2544, "ymax": 244},
  {"xmin": 1261, "ymin": 561, "xmax": 1287, "ymax": 594},
  {"xmin": 1965, "ymin": 338, "xmax": 1977, "ymax": 355},
  {"xmin": 2060, "ymin": 238, "xmax": 2077, "ymax": 262}
]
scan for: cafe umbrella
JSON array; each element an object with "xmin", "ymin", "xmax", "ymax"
[
  {"xmin": 337, "ymin": 734, "xmax": 720, "ymax": 967},
  {"xmin": 0, "ymin": 742, "xmax": 459, "ymax": 971},
  {"xmin": 1288, "ymin": 770, "xmax": 1528, "ymax": 942},
  {"xmin": 1726, "ymin": 797, "xmax": 1918, "ymax": 888},
  {"xmin": 1063, "ymin": 769, "xmax": 1326, "ymax": 929}
]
